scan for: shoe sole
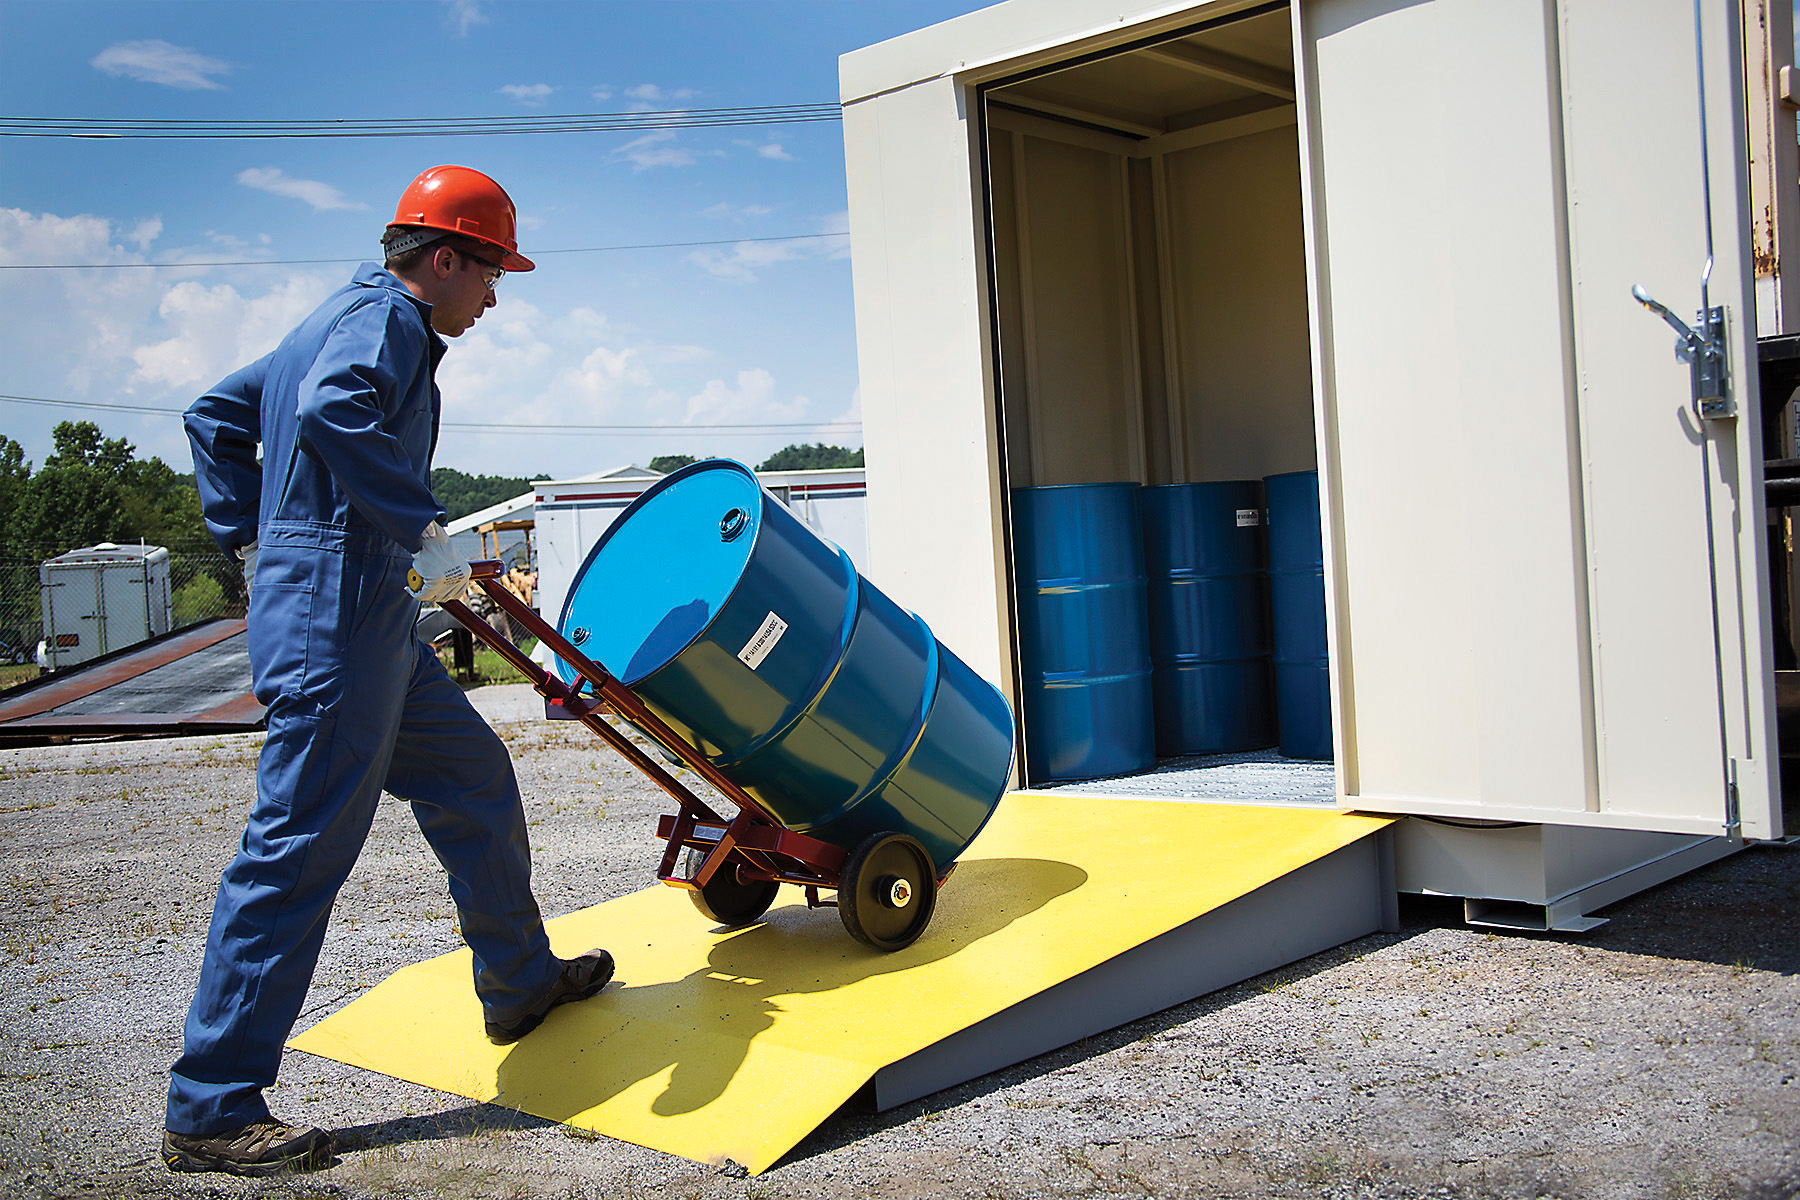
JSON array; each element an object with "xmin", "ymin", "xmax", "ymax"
[
  {"xmin": 163, "ymin": 1146, "xmax": 332, "ymax": 1177},
  {"xmin": 485, "ymin": 960, "xmax": 615, "ymax": 1045}
]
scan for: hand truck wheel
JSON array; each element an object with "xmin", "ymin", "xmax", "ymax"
[
  {"xmin": 682, "ymin": 847, "xmax": 780, "ymax": 928},
  {"xmin": 837, "ymin": 832, "xmax": 936, "ymax": 951}
]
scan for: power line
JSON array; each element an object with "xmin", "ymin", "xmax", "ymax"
[
  {"xmin": 0, "ymin": 231, "xmax": 845, "ymax": 271},
  {"xmin": 0, "ymin": 103, "xmax": 842, "ymax": 140},
  {"xmin": 0, "ymin": 393, "xmax": 176, "ymax": 416},
  {"xmin": 0, "ymin": 392, "xmax": 858, "ymax": 437}
]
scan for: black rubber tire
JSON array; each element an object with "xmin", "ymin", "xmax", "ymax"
[
  {"xmin": 837, "ymin": 832, "xmax": 936, "ymax": 951},
  {"xmin": 683, "ymin": 847, "xmax": 780, "ymax": 928}
]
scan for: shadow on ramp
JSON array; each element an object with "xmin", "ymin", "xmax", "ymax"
[
  {"xmin": 291, "ymin": 795, "xmax": 1391, "ymax": 1174},
  {"xmin": 493, "ymin": 855, "xmax": 1084, "ymax": 1125}
]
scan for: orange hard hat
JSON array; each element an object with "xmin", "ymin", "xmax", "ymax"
[{"xmin": 388, "ymin": 165, "xmax": 535, "ymax": 272}]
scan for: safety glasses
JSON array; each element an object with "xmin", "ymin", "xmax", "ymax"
[{"xmin": 455, "ymin": 247, "xmax": 505, "ymax": 291}]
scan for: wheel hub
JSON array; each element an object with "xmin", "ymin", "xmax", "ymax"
[{"xmin": 878, "ymin": 875, "xmax": 913, "ymax": 909}]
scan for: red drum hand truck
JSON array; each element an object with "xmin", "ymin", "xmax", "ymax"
[{"xmin": 433, "ymin": 561, "xmax": 940, "ymax": 951}]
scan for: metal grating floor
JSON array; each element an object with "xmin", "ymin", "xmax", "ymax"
[{"xmin": 1029, "ymin": 748, "xmax": 1337, "ymax": 804}]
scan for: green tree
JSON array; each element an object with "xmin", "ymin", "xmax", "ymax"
[
  {"xmin": 757, "ymin": 443, "xmax": 865, "ymax": 472},
  {"xmin": 430, "ymin": 467, "xmax": 537, "ymax": 523},
  {"xmin": 2, "ymin": 421, "xmax": 236, "ymax": 636},
  {"xmin": 173, "ymin": 573, "xmax": 225, "ymax": 624},
  {"xmin": 648, "ymin": 454, "xmax": 696, "ymax": 474},
  {"xmin": 0, "ymin": 437, "xmax": 36, "ymax": 647},
  {"xmin": 11, "ymin": 422, "xmax": 135, "ymax": 550},
  {"xmin": 0, "ymin": 437, "xmax": 29, "ymax": 538}
]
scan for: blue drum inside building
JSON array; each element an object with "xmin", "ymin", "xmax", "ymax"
[
  {"xmin": 1264, "ymin": 469, "xmax": 1332, "ymax": 760},
  {"xmin": 1011, "ymin": 482, "xmax": 1154, "ymax": 783},
  {"xmin": 1138, "ymin": 482, "xmax": 1275, "ymax": 755},
  {"xmin": 555, "ymin": 459, "xmax": 1016, "ymax": 870}
]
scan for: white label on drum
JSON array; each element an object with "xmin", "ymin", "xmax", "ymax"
[
  {"xmin": 1236, "ymin": 508, "xmax": 1262, "ymax": 527},
  {"xmin": 738, "ymin": 612, "xmax": 789, "ymax": 670}
]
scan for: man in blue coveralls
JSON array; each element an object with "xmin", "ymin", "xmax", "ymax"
[{"xmin": 166, "ymin": 165, "xmax": 613, "ymax": 1177}]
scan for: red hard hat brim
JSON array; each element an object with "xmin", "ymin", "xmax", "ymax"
[{"xmin": 498, "ymin": 246, "xmax": 535, "ymax": 272}]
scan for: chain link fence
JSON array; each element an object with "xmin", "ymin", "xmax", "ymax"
[{"xmin": 0, "ymin": 539, "xmax": 242, "ymax": 669}]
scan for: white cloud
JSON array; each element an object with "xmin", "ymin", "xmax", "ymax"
[
  {"xmin": 439, "ymin": 302, "xmax": 666, "ymax": 431},
  {"xmin": 0, "ymin": 208, "xmax": 138, "ymax": 267},
  {"xmin": 442, "ymin": 0, "xmax": 487, "ymax": 36},
  {"xmin": 237, "ymin": 168, "xmax": 367, "ymax": 213},
  {"xmin": 499, "ymin": 83, "xmax": 554, "ymax": 105},
  {"xmin": 0, "ymin": 206, "xmax": 850, "ymax": 480},
  {"xmin": 90, "ymin": 40, "xmax": 228, "ymax": 90},
  {"xmin": 687, "ymin": 240, "xmax": 803, "ymax": 282},
  {"xmin": 125, "ymin": 218, "xmax": 163, "ymax": 250},
  {"xmin": 0, "ymin": 206, "xmax": 363, "ymax": 468},
  {"xmin": 434, "ymin": 297, "xmax": 562, "ymax": 418},
  {"xmin": 684, "ymin": 369, "xmax": 806, "ymax": 425},
  {"xmin": 553, "ymin": 345, "xmax": 652, "ymax": 410},
  {"xmin": 702, "ymin": 202, "xmax": 774, "ymax": 223},
  {"xmin": 434, "ymin": 300, "xmax": 811, "ymax": 451},
  {"xmin": 129, "ymin": 273, "xmax": 337, "ymax": 391},
  {"xmin": 0, "ymin": 210, "xmax": 169, "ymax": 410},
  {"xmin": 614, "ymin": 131, "xmax": 695, "ymax": 170},
  {"xmin": 686, "ymin": 214, "xmax": 849, "ymax": 281},
  {"xmin": 819, "ymin": 211, "xmax": 851, "ymax": 259},
  {"xmin": 591, "ymin": 86, "xmax": 615, "ymax": 102},
  {"xmin": 824, "ymin": 388, "xmax": 864, "ymax": 448},
  {"xmin": 625, "ymin": 83, "xmax": 698, "ymax": 104},
  {"xmin": 734, "ymin": 138, "xmax": 797, "ymax": 162}
]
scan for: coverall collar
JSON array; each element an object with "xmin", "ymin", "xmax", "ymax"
[{"xmin": 353, "ymin": 262, "xmax": 448, "ymax": 370}]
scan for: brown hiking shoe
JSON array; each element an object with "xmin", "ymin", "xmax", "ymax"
[
  {"xmin": 162, "ymin": 1118, "xmax": 334, "ymax": 1176},
  {"xmin": 485, "ymin": 949, "xmax": 614, "ymax": 1045}
]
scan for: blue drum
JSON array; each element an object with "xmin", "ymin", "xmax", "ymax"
[
  {"xmin": 1139, "ymin": 482, "xmax": 1275, "ymax": 754},
  {"xmin": 555, "ymin": 459, "xmax": 1015, "ymax": 870},
  {"xmin": 1011, "ymin": 483, "xmax": 1154, "ymax": 783},
  {"xmin": 1264, "ymin": 469, "xmax": 1332, "ymax": 760}
]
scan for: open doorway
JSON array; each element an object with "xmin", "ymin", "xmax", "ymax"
[{"xmin": 980, "ymin": 3, "xmax": 1328, "ymax": 800}]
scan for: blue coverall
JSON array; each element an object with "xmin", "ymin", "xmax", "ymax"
[{"xmin": 168, "ymin": 262, "xmax": 559, "ymax": 1136}]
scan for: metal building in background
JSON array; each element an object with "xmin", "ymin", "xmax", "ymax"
[{"xmin": 534, "ymin": 466, "xmax": 869, "ymax": 639}]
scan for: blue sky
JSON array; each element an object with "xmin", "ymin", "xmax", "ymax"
[{"xmin": 0, "ymin": 0, "xmax": 992, "ymax": 481}]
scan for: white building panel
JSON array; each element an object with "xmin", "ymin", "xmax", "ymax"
[{"xmin": 839, "ymin": 0, "xmax": 1782, "ymax": 838}]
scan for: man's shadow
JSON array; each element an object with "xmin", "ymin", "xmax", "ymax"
[{"xmin": 489, "ymin": 855, "xmax": 1088, "ymax": 1123}]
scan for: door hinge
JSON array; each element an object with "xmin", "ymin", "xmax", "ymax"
[{"xmin": 1632, "ymin": 287, "xmax": 1733, "ymax": 419}]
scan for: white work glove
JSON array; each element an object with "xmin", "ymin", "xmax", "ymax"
[
  {"xmin": 406, "ymin": 521, "xmax": 471, "ymax": 605},
  {"xmin": 237, "ymin": 541, "xmax": 259, "ymax": 597}
]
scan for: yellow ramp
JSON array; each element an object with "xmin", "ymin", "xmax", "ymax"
[{"xmin": 292, "ymin": 795, "xmax": 1392, "ymax": 1174}]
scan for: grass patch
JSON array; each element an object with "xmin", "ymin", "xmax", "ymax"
[
  {"xmin": 0, "ymin": 662, "xmax": 41, "ymax": 692},
  {"xmin": 438, "ymin": 636, "xmax": 541, "ymax": 689}
]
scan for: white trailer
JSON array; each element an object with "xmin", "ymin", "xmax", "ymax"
[
  {"xmin": 841, "ymin": 0, "xmax": 1796, "ymax": 929},
  {"xmin": 38, "ymin": 543, "xmax": 173, "ymax": 671}
]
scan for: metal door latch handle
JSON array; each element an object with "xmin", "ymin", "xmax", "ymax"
[{"xmin": 1632, "ymin": 284, "xmax": 1734, "ymax": 419}]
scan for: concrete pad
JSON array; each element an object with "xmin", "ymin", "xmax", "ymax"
[
  {"xmin": 290, "ymin": 795, "xmax": 1392, "ymax": 1174},
  {"xmin": 464, "ymin": 682, "xmax": 544, "ymax": 725}
]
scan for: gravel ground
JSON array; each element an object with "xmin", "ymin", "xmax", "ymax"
[{"xmin": 1, "ymin": 683, "xmax": 1797, "ymax": 1200}]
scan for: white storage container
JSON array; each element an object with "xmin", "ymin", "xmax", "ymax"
[
  {"xmin": 38, "ymin": 543, "xmax": 173, "ymax": 670},
  {"xmin": 840, "ymin": 0, "xmax": 1795, "ymax": 925}
]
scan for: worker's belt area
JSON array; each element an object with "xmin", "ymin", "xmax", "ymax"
[{"xmin": 257, "ymin": 520, "xmax": 411, "ymax": 557}]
